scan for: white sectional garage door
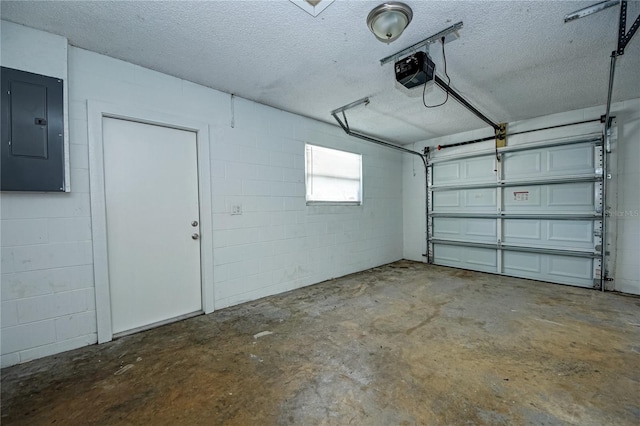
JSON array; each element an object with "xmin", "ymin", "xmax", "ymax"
[{"xmin": 428, "ymin": 134, "xmax": 604, "ymax": 288}]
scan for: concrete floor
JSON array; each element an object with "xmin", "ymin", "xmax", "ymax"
[{"xmin": 2, "ymin": 261, "xmax": 640, "ymax": 425}]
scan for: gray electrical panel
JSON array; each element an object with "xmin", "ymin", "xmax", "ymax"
[{"xmin": 1, "ymin": 66, "xmax": 65, "ymax": 192}]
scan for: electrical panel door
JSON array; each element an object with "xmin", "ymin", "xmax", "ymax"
[{"xmin": 1, "ymin": 66, "xmax": 65, "ymax": 191}]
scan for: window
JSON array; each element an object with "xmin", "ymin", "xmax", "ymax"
[{"xmin": 305, "ymin": 144, "xmax": 362, "ymax": 204}]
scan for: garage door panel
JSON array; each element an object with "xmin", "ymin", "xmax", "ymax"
[
  {"xmin": 466, "ymin": 219, "xmax": 496, "ymax": 239},
  {"xmin": 503, "ymin": 187, "xmax": 541, "ymax": 209},
  {"xmin": 503, "ymin": 219, "xmax": 595, "ymax": 250},
  {"xmin": 503, "ymin": 151, "xmax": 541, "ymax": 177},
  {"xmin": 466, "ymin": 248, "xmax": 498, "ymax": 269},
  {"xmin": 432, "ymin": 217, "xmax": 460, "ymax": 236},
  {"xmin": 547, "ymin": 221, "xmax": 594, "ymax": 248},
  {"xmin": 430, "ymin": 135, "xmax": 602, "ymax": 290},
  {"xmin": 433, "ymin": 163, "xmax": 460, "ymax": 185},
  {"xmin": 465, "ymin": 157, "xmax": 496, "ymax": 182},
  {"xmin": 433, "ymin": 155, "xmax": 495, "ymax": 185},
  {"xmin": 548, "ymin": 183, "xmax": 594, "ymax": 208},
  {"xmin": 502, "ymin": 251, "xmax": 541, "ymax": 273},
  {"xmin": 503, "ymin": 220, "xmax": 541, "ymax": 241},
  {"xmin": 503, "ymin": 183, "xmax": 594, "ymax": 212},
  {"xmin": 466, "ymin": 188, "xmax": 496, "ymax": 208},
  {"xmin": 433, "ymin": 189, "xmax": 495, "ymax": 213},
  {"xmin": 547, "ymin": 144, "xmax": 594, "ymax": 174},
  {"xmin": 434, "ymin": 244, "xmax": 462, "ymax": 263},
  {"xmin": 504, "ymin": 143, "xmax": 594, "ymax": 180},
  {"xmin": 434, "ymin": 244, "xmax": 497, "ymax": 273},
  {"xmin": 433, "ymin": 191, "xmax": 460, "ymax": 210},
  {"xmin": 433, "ymin": 218, "xmax": 496, "ymax": 243},
  {"xmin": 548, "ymin": 256, "xmax": 593, "ymax": 280},
  {"xmin": 503, "ymin": 252, "xmax": 593, "ymax": 288}
]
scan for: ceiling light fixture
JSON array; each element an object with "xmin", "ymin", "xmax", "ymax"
[{"xmin": 367, "ymin": 2, "xmax": 413, "ymax": 44}]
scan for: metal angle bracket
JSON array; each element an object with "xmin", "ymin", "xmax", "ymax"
[
  {"xmin": 565, "ymin": 2, "xmax": 638, "ymax": 129},
  {"xmin": 495, "ymin": 123, "xmax": 507, "ymax": 148},
  {"xmin": 423, "ymin": 146, "xmax": 431, "ymax": 158},
  {"xmin": 593, "ymin": 278, "xmax": 602, "ymax": 289},
  {"xmin": 617, "ymin": 0, "xmax": 640, "ymax": 56},
  {"xmin": 379, "ymin": 21, "xmax": 464, "ymax": 66},
  {"xmin": 564, "ymin": 0, "xmax": 619, "ymax": 23},
  {"xmin": 565, "ymin": 1, "xmax": 639, "ymax": 57}
]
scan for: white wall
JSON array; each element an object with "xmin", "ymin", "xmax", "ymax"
[
  {"xmin": 1, "ymin": 22, "xmax": 403, "ymax": 367},
  {"xmin": 0, "ymin": 21, "xmax": 92, "ymax": 368},
  {"xmin": 403, "ymin": 99, "xmax": 640, "ymax": 295},
  {"xmin": 612, "ymin": 98, "xmax": 640, "ymax": 295}
]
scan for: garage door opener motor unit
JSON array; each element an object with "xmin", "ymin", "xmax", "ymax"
[{"xmin": 395, "ymin": 51, "xmax": 435, "ymax": 89}]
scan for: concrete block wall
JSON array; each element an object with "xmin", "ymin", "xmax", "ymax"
[
  {"xmin": 403, "ymin": 99, "xmax": 640, "ymax": 295},
  {"xmin": 69, "ymin": 46, "xmax": 403, "ymax": 310},
  {"xmin": 1, "ymin": 22, "xmax": 403, "ymax": 367},
  {"xmin": 612, "ymin": 98, "xmax": 640, "ymax": 294},
  {"xmin": 0, "ymin": 21, "xmax": 96, "ymax": 367}
]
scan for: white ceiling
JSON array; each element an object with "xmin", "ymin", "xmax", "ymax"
[{"xmin": 2, "ymin": 0, "xmax": 639, "ymax": 144}]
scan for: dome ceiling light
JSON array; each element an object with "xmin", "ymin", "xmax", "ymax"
[{"xmin": 366, "ymin": 2, "xmax": 413, "ymax": 44}]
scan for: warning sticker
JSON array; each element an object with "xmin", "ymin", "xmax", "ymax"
[{"xmin": 513, "ymin": 191, "xmax": 529, "ymax": 201}]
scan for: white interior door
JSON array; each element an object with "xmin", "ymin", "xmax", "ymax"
[{"xmin": 102, "ymin": 117, "xmax": 202, "ymax": 335}]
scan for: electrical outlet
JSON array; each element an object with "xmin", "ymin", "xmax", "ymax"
[{"xmin": 231, "ymin": 204, "xmax": 242, "ymax": 215}]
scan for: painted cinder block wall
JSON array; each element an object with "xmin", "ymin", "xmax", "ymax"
[
  {"xmin": 0, "ymin": 21, "xmax": 404, "ymax": 367},
  {"xmin": 403, "ymin": 99, "xmax": 640, "ymax": 295},
  {"xmin": 0, "ymin": 21, "xmax": 96, "ymax": 367}
]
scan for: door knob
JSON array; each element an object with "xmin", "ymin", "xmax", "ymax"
[
  {"xmin": 192, "ymin": 233, "xmax": 200, "ymax": 240},
  {"xmin": 191, "ymin": 221, "xmax": 198, "ymax": 227}
]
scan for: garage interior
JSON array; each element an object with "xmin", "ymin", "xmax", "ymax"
[{"xmin": 1, "ymin": 1, "xmax": 639, "ymax": 424}]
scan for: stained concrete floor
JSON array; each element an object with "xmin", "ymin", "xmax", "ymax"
[{"xmin": 2, "ymin": 261, "xmax": 640, "ymax": 425}]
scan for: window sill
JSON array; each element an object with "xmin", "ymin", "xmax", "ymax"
[{"xmin": 306, "ymin": 201, "xmax": 362, "ymax": 206}]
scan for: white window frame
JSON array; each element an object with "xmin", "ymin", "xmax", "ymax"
[{"xmin": 305, "ymin": 143, "xmax": 363, "ymax": 206}]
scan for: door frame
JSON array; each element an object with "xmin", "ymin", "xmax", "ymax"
[{"xmin": 88, "ymin": 100, "xmax": 214, "ymax": 343}]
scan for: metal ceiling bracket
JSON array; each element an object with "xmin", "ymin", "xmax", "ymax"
[
  {"xmin": 330, "ymin": 97, "xmax": 370, "ymax": 118},
  {"xmin": 602, "ymin": 0, "xmax": 640, "ymax": 142},
  {"xmin": 565, "ymin": 1, "xmax": 638, "ymax": 130},
  {"xmin": 379, "ymin": 21, "xmax": 464, "ymax": 65},
  {"xmin": 495, "ymin": 123, "xmax": 507, "ymax": 148},
  {"xmin": 616, "ymin": 0, "xmax": 640, "ymax": 55},
  {"xmin": 564, "ymin": 0, "xmax": 619, "ymax": 23}
]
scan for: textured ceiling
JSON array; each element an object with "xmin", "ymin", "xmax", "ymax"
[{"xmin": 2, "ymin": 0, "xmax": 639, "ymax": 144}]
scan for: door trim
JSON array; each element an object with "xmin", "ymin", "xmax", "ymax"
[{"xmin": 88, "ymin": 100, "xmax": 214, "ymax": 343}]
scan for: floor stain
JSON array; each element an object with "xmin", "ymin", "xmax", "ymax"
[{"xmin": 2, "ymin": 261, "xmax": 639, "ymax": 425}]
